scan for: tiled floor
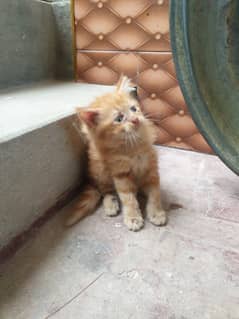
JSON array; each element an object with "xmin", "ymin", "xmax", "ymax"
[{"xmin": 0, "ymin": 147, "xmax": 238, "ymax": 319}]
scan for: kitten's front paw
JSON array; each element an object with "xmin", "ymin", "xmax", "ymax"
[
  {"xmin": 124, "ymin": 213, "xmax": 144, "ymax": 231},
  {"xmin": 103, "ymin": 194, "xmax": 120, "ymax": 217},
  {"xmin": 148, "ymin": 209, "xmax": 167, "ymax": 226}
]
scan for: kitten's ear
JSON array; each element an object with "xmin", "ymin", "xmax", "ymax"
[
  {"xmin": 116, "ymin": 74, "xmax": 131, "ymax": 93},
  {"xmin": 116, "ymin": 75, "xmax": 138, "ymax": 99},
  {"xmin": 129, "ymin": 86, "xmax": 138, "ymax": 100},
  {"xmin": 76, "ymin": 107, "xmax": 99, "ymax": 127}
]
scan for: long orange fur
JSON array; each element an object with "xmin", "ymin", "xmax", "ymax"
[{"xmin": 66, "ymin": 76, "xmax": 166, "ymax": 231}]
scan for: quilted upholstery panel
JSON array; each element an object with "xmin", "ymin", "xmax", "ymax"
[
  {"xmin": 73, "ymin": 0, "xmax": 212, "ymax": 153},
  {"xmin": 76, "ymin": 51, "xmax": 212, "ymax": 153},
  {"xmin": 74, "ymin": 0, "xmax": 170, "ymax": 51}
]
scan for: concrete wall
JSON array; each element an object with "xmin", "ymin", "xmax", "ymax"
[
  {"xmin": 0, "ymin": 116, "xmax": 85, "ymax": 250},
  {"xmin": 52, "ymin": 0, "xmax": 74, "ymax": 79},
  {"xmin": 0, "ymin": 0, "xmax": 76, "ymax": 250},
  {"xmin": 0, "ymin": 0, "xmax": 56, "ymax": 89},
  {"xmin": 0, "ymin": 0, "xmax": 73, "ymax": 89}
]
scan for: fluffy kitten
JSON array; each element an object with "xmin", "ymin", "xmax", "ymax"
[{"xmin": 66, "ymin": 76, "xmax": 166, "ymax": 231}]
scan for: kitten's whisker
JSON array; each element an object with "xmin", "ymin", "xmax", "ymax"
[
  {"xmin": 125, "ymin": 135, "xmax": 130, "ymax": 148},
  {"xmin": 135, "ymin": 133, "xmax": 142, "ymax": 142},
  {"xmin": 144, "ymin": 113, "xmax": 159, "ymax": 120},
  {"xmin": 130, "ymin": 131, "xmax": 141, "ymax": 146},
  {"xmin": 143, "ymin": 111, "xmax": 160, "ymax": 118},
  {"xmin": 129, "ymin": 133, "xmax": 136, "ymax": 147},
  {"xmin": 144, "ymin": 114, "xmax": 162, "ymax": 124},
  {"xmin": 126, "ymin": 134, "xmax": 132, "ymax": 147}
]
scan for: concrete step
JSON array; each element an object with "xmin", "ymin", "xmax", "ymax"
[
  {"xmin": 0, "ymin": 81, "xmax": 113, "ymax": 252},
  {"xmin": 0, "ymin": 146, "xmax": 238, "ymax": 319}
]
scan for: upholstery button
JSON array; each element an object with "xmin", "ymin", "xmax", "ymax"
[
  {"xmin": 155, "ymin": 33, "xmax": 161, "ymax": 40},
  {"xmin": 176, "ymin": 137, "xmax": 182, "ymax": 142},
  {"xmin": 97, "ymin": 2, "xmax": 103, "ymax": 8},
  {"xmin": 150, "ymin": 93, "xmax": 157, "ymax": 99},
  {"xmin": 178, "ymin": 109, "xmax": 185, "ymax": 116},
  {"xmin": 157, "ymin": 0, "xmax": 164, "ymax": 5},
  {"xmin": 97, "ymin": 61, "xmax": 103, "ymax": 67},
  {"xmin": 152, "ymin": 63, "xmax": 159, "ymax": 70},
  {"xmin": 125, "ymin": 17, "xmax": 132, "ymax": 24},
  {"xmin": 98, "ymin": 34, "xmax": 104, "ymax": 40}
]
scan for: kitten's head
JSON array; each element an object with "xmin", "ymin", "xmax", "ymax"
[{"xmin": 77, "ymin": 76, "xmax": 156, "ymax": 149}]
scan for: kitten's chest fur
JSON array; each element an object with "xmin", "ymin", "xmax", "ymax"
[
  {"xmin": 109, "ymin": 148, "xmax": 150, "ymax": 178},
  {"xmin": 131, "ymin": 153, "xmax": 149, "ymax": 179},
  {"xmin": 89, "ymin": 143, "xmax": 151, "ymax": 192}
]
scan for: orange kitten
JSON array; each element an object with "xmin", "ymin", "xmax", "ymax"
[{"xmin": 66, "ymin": 76, "xmax": 167, "ymax": 231}]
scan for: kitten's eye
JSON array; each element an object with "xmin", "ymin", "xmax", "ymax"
[
  {"xmin": 114, "ymin": 114, "xmax": 124, "ymax": 123},
  {"xmin": 130, "ymin": 106, "xmax": 137, "ymax": 112}
]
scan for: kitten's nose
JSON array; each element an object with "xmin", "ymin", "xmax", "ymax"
[{"xmin": 131, "ymin": 118, "xmax": 139, "ymax": 126}]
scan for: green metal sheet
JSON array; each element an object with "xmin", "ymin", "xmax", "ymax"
[{"xmin": 170, "ymin": 0, "xmax": 239, "ymax": 175}]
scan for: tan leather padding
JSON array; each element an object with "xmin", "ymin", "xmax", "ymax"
[{"xmin": 73, "ymin": 0, "xmax": 212, "ymax": 153}]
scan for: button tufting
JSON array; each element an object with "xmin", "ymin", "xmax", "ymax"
[
  {"xmin": 125, "ymin": 17, "xmax": 132, "ymax": 24},
  {"xmin": 98, "ymin": 34, "xmax": 104, "ymax": 40},
  {"xmin": 152, "ymin": 64, "xmax": 159, "ymax": 70},
  {"xmin": 75, "ymin": 0, "xmax": 171, "ymax": 52},
  {"xmin": 154, "ymin": 33, "xmax": 161, "ymax": 40},
  {"xmin": 97, "ymin": 2, "xmax": 103, "ymax": 8},
  {"xmin": 150, "ymin": 93, "xmax": 157, "ymax": 99},
  {"xmin": 74, "ymin": 0, "xmax": 212, "ymax": 154}
]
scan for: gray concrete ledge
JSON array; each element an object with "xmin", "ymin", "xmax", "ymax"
[
  {"xmin": 0, "ymin": 81, "xmax": 114, "ymax": 143},
  {"xmin": 0, "ymin": 81, "xmax": 114, "ymax": 248},
  {"xmin": 0, "ymin": 116, "xmax": 84, "ymax": 249}
]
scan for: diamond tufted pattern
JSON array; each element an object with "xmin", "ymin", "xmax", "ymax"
[
  {"xmin": 76, "ymin": 51, "xmax": 212, "ymax": 153},
  {"xmin": 75, "ymin": 0, "xmax": 170, "ymax": 51},
  {"xmin": 73, "ymin": 0, "xmax": 212, "ymax": 153}
]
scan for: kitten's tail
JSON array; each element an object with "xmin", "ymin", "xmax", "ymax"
[{"xmin": 65, "ymin": 185, "xmax": 101, "ymax": 227}]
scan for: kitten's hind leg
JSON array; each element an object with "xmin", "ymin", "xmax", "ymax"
[
  {"xmin": 143, "ymin": 176, "xmax": 167, "ymax": 226},
  {"xmin": 146, "ymin": 187, "xmax": 167, "ymax": 226},
  {"xmin": 103, "ymin": 194, "xmax": 120, "ymax": 217}
]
